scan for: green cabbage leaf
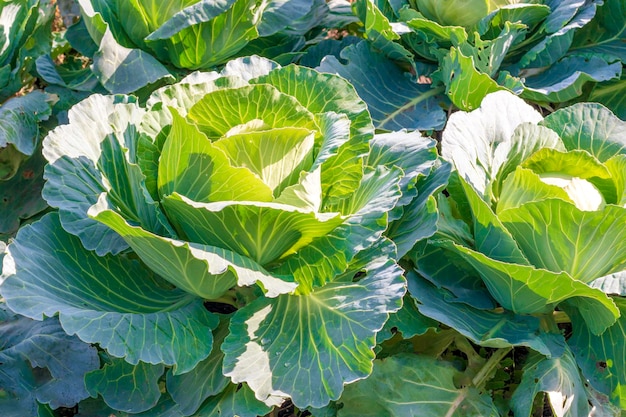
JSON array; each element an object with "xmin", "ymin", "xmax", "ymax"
[{"xmin": 1, "ymin": 57, "xmax": 444, "ymax": 410}]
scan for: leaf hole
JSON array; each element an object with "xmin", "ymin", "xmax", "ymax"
[{"xmin": 203, "ymin": 301, "xmax": 237, "ymax": 314}]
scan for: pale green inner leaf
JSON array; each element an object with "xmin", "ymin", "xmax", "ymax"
[
  {"xmin": 497, "ymin": 167, "xmax": 573, "ymax": 213},
  {"xmin": 157, "ymin": 109, "xmax": 272, "ymax": 203},
  {"xmin": 187, "ymin": 84, "xmax": 318, "ymax": 139},
  {"xmin": 274, "ymin": 168, "xmax": 323, "ymax": 212},
  {"xmin": 521, "ymin": 148, "xmax": 616, "ymax": 202},
  {"xmin": 213, "ymin": 127, "xmax": 316, "ymax": 196}
]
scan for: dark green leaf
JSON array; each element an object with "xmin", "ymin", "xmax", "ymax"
[
  {"xmin": 85, "ymin": 359, "xmax": 164, "ymax": 414},
  {"xmin": 571, "ymin": 0, "xmax": 626, "ymax": 61},
  {"xmin": 0, "ymin": 213, "xmax": 218, "ymax": 374},
  {"xmin": 0, "ymin": 145, "xmax": 47, "ymax": 237},
  {"xmin": 587, "ymin": 73, "xmax": 626, "ymax": 120},
  {"xmin": 194, "ymin": 384, "xmax": 272, "ymax": 417},
  {"xmin": 166, "ymin": 320, "xmax": 229, "ymax": 415},
  {"xmin": 318, "ymin": 42, "xmax": 447, "ymax": 131},
  {"xmin": 522, "ymin": 56, "xmax": 621, "ymax": 103},
  {"xmin": 93, "ymin": 28, "xmax": 174, "ymax": 94},
  {"xmin": 565, "ymin": 297, "xmax": 626, "ymax": 408},
  {"xmin": 0, "ymin": 304, "xmax": 99, "ymax": 414},
  {"xmin": 408, "ymin": 273, "xmax": 566, "ymax": 357},
  {"xmin": 222, "ymin": 245, "xmax": 405, "ymax": 408},
  {"xmin": 0, "ymin": 91, "xmax": 52, "ymax": 157}
]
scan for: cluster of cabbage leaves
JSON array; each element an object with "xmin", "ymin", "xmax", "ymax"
[
  {"xmin": 72, "ymin": 0, "xmax": 347, "ymax": 94},
  {"xmin": 0, "ymin": 0, "xmax": 56, "ymax": 239},
  {"xmin": 401, "ymin": 91, "xmax": 626, "ymax": 416},
  {"xmin": 309, "ymin": 91, "xmax": 626, "ymax": 417},
  {"xmin": 318, "ymin": 0, "xmax": 625, "ymax": 131},
  {"xmin": 0, "ymin": 57, "xmax": 446, "ymax": 415}
]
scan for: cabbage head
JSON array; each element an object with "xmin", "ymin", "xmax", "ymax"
[
  {"xmin": 417, "ymin": 91, "xmax": 626, "ymax": 337},
  {"xmin": 407, "ymin": 90, "xmax": 626, "ymax": 411},
  {"xmin": 0, "ymin": 57, "xmax": 444, "ymax": 412}
]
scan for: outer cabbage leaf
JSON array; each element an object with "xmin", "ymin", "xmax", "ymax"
[
  {"xmin": 590, "ymin": 271, "xmax": 626, "ymax": 296},
  {"xmin": 92, "ymin": 27, "xmax": 174, "ymax": 94},
  {"xmin": 408, "ymin": 272, "xmax": 566, "ymax": 357},
  {"xmin": 0, "ymin": 144, "xmax": 47, "ymax": 238},
  {"xmin": 143, "ymin": 0, "xmax": 260, "ymax": 69},
  {"xmin": 458, "ymin": 176, "xmax": 529, "ymax": 264},
  {"xmin": 571, "ymin": 0, "xmax": 626, "ymax": 61},
  {"xmin": 77, "ymin": 0, "xmax": 174, "ymax": 93},
  {"xmin": 0, "ymin": 92, "xmax": 53, "ymax": 159},
  {"xmin": 386, "ymin": 163, "xmax": 450, "ymax": 258},
  {"xmin": 0, "ymin": 1, "xmax": 54, "ymax": 100},
  {"xmin": 0, "ymin": 213, "xmax": 218, "ymax": 374},
  {"xmin": 35, "ymin": 54, "xmax": 105, "ymax": 93},
  {"xmin": 586, "ymin": 74, "xmax": 626, "ymax": 120},
  {"xmin": 193, "ymin": 383, "xmax": 272, "ymax": 417},
  {"xmin": 89, "ymin": 206, "xmax": 297, "ymax": 299},
  {"xmin": 298, "ymin": 36, "xmax": 361, "ymax": 68},
  {"xmin": 0, "ymin": 92, "xmax": 53, "ymax": 232},
  {"xmin": 272, "ymin": 166, "xmax": 402, "ymax": 291},
  {"xmin": 166, "ymin": 320, "xmax": 229, "ymax": 415},
  {"xmin": 256, "ymin": 0, "xmax": 322, "ymax": 37},
  {"xmin": 511, "ymin": 348, "xmax": 595, "ymax": 417},
  {"xmin": 438, "ymin": 47, "xmax": 506, "ymax": 111},
  {"xmin": 167, "ymin": 319, "xmax": 272, "ymax": 417},
  {"xmin": 73, "ymin": 395, "xmax": 184, "ymax": 417},
  {"xmin": 540, "ymin": 102, "xmax": 626, "ymax": 162},
  {"xmin": 351, "ymin": 0, "xmax": 414, "ymax": 65},
  {"xmin": 318, "ymin": 41, "xmax": 447, "ymax": 131},
  {"xmin": 222, "ymin": 241, "xmax": 405, "ymax": 408},
  {"xmin": 412, "ymin": 238, "xmax": 496, "ymax": 310},
  {"xmin": 0, "ymin": 304, "xmax": 100, "ymax": 415},
  {"xmin": 565, "ymin": 297, "xmax": 626, "ymax": 409},
  {"xmin": 450, "ymin": 242, "xmax": 618, "ymax": 335},
  {"xmin": 376, "ymin": 294, "xmax": 438, "ymax": 343},
  {"xmin": 84, "ymin": 359, "xmax": 164, "ymax": 414},
  {"xmin": 521, "ymin": 56, "xmax": 622, "ymax": 104},
  {"xmin": 516, "ymin": 1, "xmax": 600, "ymax": 69},
  {"xmin": 369, "ymin": 132, "xmax": 448, "ymax": 256},
  {"xmin": 335, "ymin": 353, "xmax": 499, "ymax": 417},
  {"xmin": 42, "ymin": 94, "xmax": 155, "ymax": 255}
]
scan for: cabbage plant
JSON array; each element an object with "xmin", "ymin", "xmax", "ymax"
[
  {"xmin": 0, "ymin": 1, "xmax": 56, "ymax": 239},
  {"xmin": 326, "ymin": 0, "xmax": 624, "ymax": 127},
  {"xmin": 409, "ymin": 91, "xmax": 626, "ymax": 414},
  {"xmin": 0, "ymin": 56, "xmax": 444, "ymax": 414},
  {"xmin": 75, "ymin": 0, "xmax": 333, "ymax": 93}
]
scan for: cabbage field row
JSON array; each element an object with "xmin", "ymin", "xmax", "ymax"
[{"xmin": 0, "ymin": 1, "xmax": 625, "ymax": 416}]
